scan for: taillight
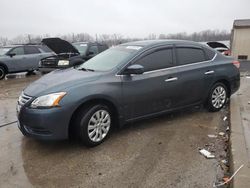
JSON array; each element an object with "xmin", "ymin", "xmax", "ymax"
[{"xmin": 233, "ymin": 60, "xmax": 240, "ymax": 69}]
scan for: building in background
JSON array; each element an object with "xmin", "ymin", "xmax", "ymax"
[{"xmin": 231, "ymin": 19, "xmax": 250, "ymax": 61}]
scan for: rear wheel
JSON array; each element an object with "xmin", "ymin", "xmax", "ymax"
[
  {"xmin": 207, "ymin": 83, "xmax": 228, "ymax": 112},
  {"xmin": 0, "ymin": 66, "xmax": 6, "ymax": 80},
  {"xmin": 74, "ymin": 104, "xmax": 112, "ymax": 147}
]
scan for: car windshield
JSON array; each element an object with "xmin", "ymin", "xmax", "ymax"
[
  {"xmin": 77, "ymin": 46, "xmax": 142, "ymax": 71},
  {"xmin": 73, "ymin": 43, "xmax": 88, "ymax": 55},
  {"xmin": 0, "ymin": 47, "xmax": 11, "ymax": 56}
]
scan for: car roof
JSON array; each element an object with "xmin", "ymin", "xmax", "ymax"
[
  {"xmin": 1, "ymin": 45, "xmax": 20, "ymax": 48},
  {"xmin": 72, "ymin": 42, "xmax": 106, "ymax": 46},
  {"xmin": 121, "ymin": 40, "xmax": 205, "ymax": 48},
  {"xmin": 1, "ymin": 44, "xmax": 44, "ymax": 48},
  {"xmin": 72, "ymin": 42, "xmax": 88, "ymax": 44}
]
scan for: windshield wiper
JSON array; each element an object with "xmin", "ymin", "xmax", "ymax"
[{"xmin": 78, "ymin": 67, "xmax": 95, "ymax": 72}]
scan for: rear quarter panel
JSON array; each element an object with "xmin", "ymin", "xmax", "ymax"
[{"xmin": 210, "ymin": 54, "xmax": 240, "ymax": 95}]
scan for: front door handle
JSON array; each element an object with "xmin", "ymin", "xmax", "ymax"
[
  {"xmin": 205, "ymin": 70, "xmax": 214, "ymax": 75},
  {"xmin": 165, "ymin": 77, "xmax": 178, "ymax": 82}
]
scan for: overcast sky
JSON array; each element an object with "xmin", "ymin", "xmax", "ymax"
[{"xmin": 1, "ymin": 0, "xmax": 250, "ymax": 38}]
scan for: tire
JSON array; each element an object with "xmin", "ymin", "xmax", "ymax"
[
  {"xmin": 0, "ymin": 66, "xmax": 6, "ymax": 80},
  {"xmin": 26, "ymin": 70, "xmax": 35, "ymax": 75},
  {"xmin": 74, "ymin": 104, "xmax": 112, "ymax": 147},
  {"xmin": 207, "ymin": 82, "xmax": 228, "ymax": 112}
]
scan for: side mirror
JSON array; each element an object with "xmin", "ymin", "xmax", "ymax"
[
  {"xmin": 123, "ymin": 64, "xmax": 144, "ymax": 75},
  {"xmin": 8, "ymin": 53, "xmax": 16, "ymax": 57}
]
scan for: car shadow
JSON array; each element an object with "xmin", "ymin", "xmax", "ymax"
[
  {"xmin": 20, "ymin": 105, "xmax": 217, "ymax": 187},
  {"xmin": 5, "ymin": 71, "xmax": 41, "ymax": 80},
  {"xmin": 21, "ymin": 105, "xmax": 204, "ymax": 152}
]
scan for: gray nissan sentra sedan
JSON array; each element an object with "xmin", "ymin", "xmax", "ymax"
[{"xmin": 17, "ymin": 40, "xmax": 240, "ymax": 146}]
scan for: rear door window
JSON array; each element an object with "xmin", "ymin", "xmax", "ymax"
[
  {"xmin": 24, "ymin": 46, "xmax": 41, "ymax": 54},
  {"xmin": 135, "ymin": 48, "xmax": 173, "ymax": 72},
  {"xmin": 176, "ymin": 47, "xmax": 206, "ymax": 65},
  {"xmin": 38, "ymin": 45, "xmax": 53, "ymax": 53},
  {"xmin": 203, "ymin": 47, "xmax": 216, "ymax": 60}
]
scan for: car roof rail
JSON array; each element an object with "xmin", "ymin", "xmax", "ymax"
[
  {"xmin": 25, "ymin": 43, "xmax": 42, "ymax": 45},
  {"xmin": 11, "ymin": 43, "xmax": 42, "ymax": 46}
]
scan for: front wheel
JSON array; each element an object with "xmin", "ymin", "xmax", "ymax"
[
  {"xmin": 75, "ymin": 104, "xmax": 112, "ymax": 147},
  {"xmin": 207, "ymin": 83, "xmax": 228, "ymax": 112},
  {"xmin": 0, "ymin": 66, "xmax": 6, "ymax": 80}
]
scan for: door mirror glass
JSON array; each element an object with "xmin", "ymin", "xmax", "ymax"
[{"xmin": 123, "ymin": 64, "xmax": 144, "ymax": 75}]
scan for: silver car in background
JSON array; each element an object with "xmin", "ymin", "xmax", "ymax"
[{"xmin": 0, "ymin": 44, "xmax": 55, "ymax": 80}]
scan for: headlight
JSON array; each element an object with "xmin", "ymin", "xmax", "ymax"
[
  {"xmin": 58, "ymin": 60, "xmax": 69, "ymax": 66},
  {"xmin": 30, "ymin": 92, "xmax": 66, "ymax": 108}
]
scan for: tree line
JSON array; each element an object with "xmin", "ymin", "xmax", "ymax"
[{"xmin": 0, "ymin": 29, "xmax": 231, "ymax": 47}]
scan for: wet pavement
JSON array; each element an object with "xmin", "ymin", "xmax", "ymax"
[
  {"xmin": 229, "ymin": 71, "xmax": 250, "ymax": 187},
  {"xmin": 239, "ymin": 74, "xmax": 250, "ymax": 159},
  {"xmin": 240, "ymin": 61, "xmax": 250, "ymax": 73},
  {"xmin": 0, "ymin": 73, "xmax": 228, "ymax": 188}
]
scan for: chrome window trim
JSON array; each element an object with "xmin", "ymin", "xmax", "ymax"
[{"xmin": 116, "ymin": 52, "xmax": 217, "ymax": 76}]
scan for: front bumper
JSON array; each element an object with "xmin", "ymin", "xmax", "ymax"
[
  {"xmin": 17, "ymin": 105, "xmax": 71, "ymax": 140},
  {"xmin": 38, "ymin": 66, "xmax": 70, "ymax": 73},
  {"xmin": 38, "ymin": 67, "xmax": 58, "ymax": 73}
]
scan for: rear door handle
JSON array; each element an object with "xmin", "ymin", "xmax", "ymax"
[
  {"xmin": 165, "ymin": 77, "xmax": 178, "ymax": 82},
  {"xmin": 205, "ymin": 70, "xmax": 214, "ymax": 75}
]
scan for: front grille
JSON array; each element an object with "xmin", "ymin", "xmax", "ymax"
[
  {"xmin": 23, "ymin": 125, "xmax": 52, "ymax": 135},
  {"xmin": 40, "ymin": 58, "xmax": 58, "ymax": 67},
  {"xmin": 18, "ymin": 92, "xmax": 32, "ymax": 106}
]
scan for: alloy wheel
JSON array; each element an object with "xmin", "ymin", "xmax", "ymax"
[
  {"xmin": 87, "ymin": 110, "xmax": 111, "ymax": 142},
  {"xmin": 211, "ymin": 86, "xmax": 226, "ymax": 109}
]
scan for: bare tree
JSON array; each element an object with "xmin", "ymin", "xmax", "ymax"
[
  {"xmin": 0, "ymin": 37, "xmax": 8, "ymax": 46},
  {"xmin": 0, "ymin": 29, "xmax": 231, "ymax": 47},
  {"xmin": 161, "ymin": 30, "xmax": 230, "ymax": 42}
]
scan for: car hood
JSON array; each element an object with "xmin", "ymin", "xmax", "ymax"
[
  {"xmin": 42, "ymin": 38, "xmax": 80, "ymax": 55},
  {"xmin": 24, "ymin": 68, "xmax": 102, "ymax": 96}
]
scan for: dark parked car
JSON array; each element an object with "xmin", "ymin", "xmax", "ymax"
[
  {"xmin": 17, "ymin": 40, "xmax": 240, "ymax": 146},
  {"xmin": 38, "ymin": 38, "xmax": 108, "ymax": 73},
  {"xmin": 0, "ymin": 44, "xmax": 54, "ymax": 80}
]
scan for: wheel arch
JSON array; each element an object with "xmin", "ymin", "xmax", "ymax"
[
  {"xmin": 0, "ymin": 62, "xmax": 8, "ymax": 73},
  {"xmin": 68, "ymin": 97, "xmax": 120, "ymax": 138},
  {"xmin": 212, "ymin": 79, "xmax": 231, "ymax": 96}
]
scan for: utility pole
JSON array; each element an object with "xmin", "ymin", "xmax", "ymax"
[{"xmin": 28, "ymin": 34, "xmax": 31, "ymax": 43}]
